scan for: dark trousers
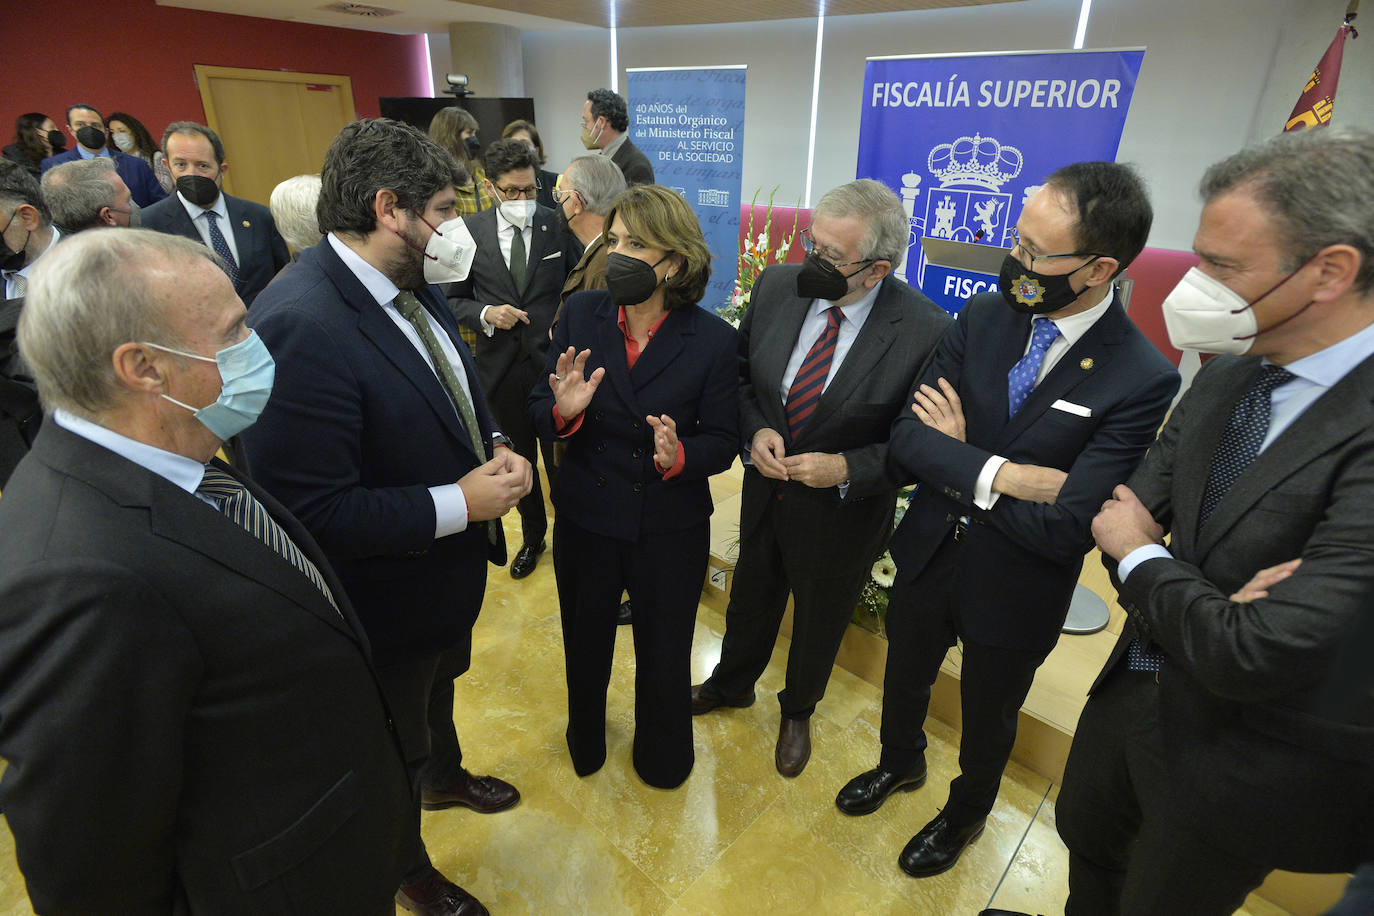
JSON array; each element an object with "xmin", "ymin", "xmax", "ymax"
[
  {"xmin": 488, "ymin": 363, "xmax": 556, "ymax": 547},
  {"xmin": 553, "ymin": 516, "xmax": 706, "ymax": 789},
  {"xmin": 879, "ymin": 536, "xmax": 1052, "ymax": 829},
  {"xmin": 418, "ymin": 632, "xmax": 473, "ymax": 792},
  {"xmin": 703, "ymin": 497, "xmax": 872, "ymax": 719},
  {"xmin": 1057, "ymin": 665, "xmax": 1270, "ymax": 915},
  {"xmin": 374, "ymin": 651, "xmax": 451, "ymax": 885}
]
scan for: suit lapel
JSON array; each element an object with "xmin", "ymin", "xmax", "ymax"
[
  {"xmin": 1195, "ymin": 354, "xmax": 1374, "ymax": 558},
  {"xmin": 804, "ymin": 282, "xmax": 900, "ymax": 434},
  {"xmin": 628, "ymin": 306, "xmax": 691, "ymax": 391},
  {"xmin": 519, "ymin": 214, "xmax": 553, "ymax": 300},
  {"xmin": 595, "ymin": 298, "xmax": 642, "ymax": 417},
  {"xmin": 224, "ymin": 195, "xmax": 254, "ymax": 258},
  {"xmin": 755, "ymin": 284, "xmax": 811, "ymax": 441}
]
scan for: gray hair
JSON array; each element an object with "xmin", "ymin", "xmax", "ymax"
[
  {"xmin": 41, "ymin": 159, "xmax": 118, "ymax": 233},
  {"xmin": 813, "ymin": 178, "xmax": 909, "ymax": 270},
  {"xmin": 0, "ymin": 158, "xmax": 51, "ymax": 226},
  {"xmin": 563, "ymin": 155, "xmax": 626, "ymax": 215},
  {"xmin": 1200, "ymin": 127, "xmax": 1374, "ymax": 294},
  {"xmin": 18, "ymin": 229, "xmax": 222, "ymax": 419},
  {"xmin": 269, "ymin": 173, "xmax": 323, "ymax": 252}
]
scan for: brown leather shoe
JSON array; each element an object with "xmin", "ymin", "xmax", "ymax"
[
  {"xmin": 395, "ymin": 867, "xmax": 489, "ymax": 916},
  {"xmin": 420, "ymin": 770, "xmax": 520, "ymax": 813},
  {"xmin": 775, "ymin": 716, "xmax": 811, "ymax": 777},
  {"xmin": 691, "ymin": 683, "xmax": 755, "ymax": 715}
]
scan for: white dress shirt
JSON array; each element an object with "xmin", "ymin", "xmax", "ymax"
[
  {"xmin": 53, "ymin": 409, "xmax": 212, "ymax": 505},
  {"xmin": 478, "ymin": 205, "xmax": 532, "ymax": 335},
  {"xmin": 327, "ymin": 233, "xmax": 480, "ymax": 538},
  {"xmin": 176, "ymin": 190, "xmax": 241, "ymax": 265},
  {"xmin": 777, "ymin": 281, "xmax": 883, "ymax": 402}
]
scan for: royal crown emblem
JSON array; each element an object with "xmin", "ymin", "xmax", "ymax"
[{"xmin": 927, "ymin": 133, "xmax": 1024, "ymax": 191}]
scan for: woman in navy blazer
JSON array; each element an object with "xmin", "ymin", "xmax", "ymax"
[{"xmin": 529, "ymin": 185, "xmax": 739, "ymax": 788}]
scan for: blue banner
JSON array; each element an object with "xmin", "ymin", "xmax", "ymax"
[
  {"xmin": 627, "ymin": 66, "xmax": 747, "ymax": 312},
  {"xmin": 857, "ymin": 49, "xmax": 1145, "ymax": 314}
]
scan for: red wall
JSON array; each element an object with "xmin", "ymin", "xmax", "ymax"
[{"xmin": 6, "ymin": 0, "xmax": 430, "ymax": 148}]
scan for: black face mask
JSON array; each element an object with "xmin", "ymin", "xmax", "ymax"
[
  {"xmin": 997, "ymin": 253, "xmax": 1100, "ymax": 315},
  {"xmin": 796, "ymin": 251, "xmax": 872, "ymax": 302},
  {"xmin": 606, "ymin": 252, "xmax": 669, "ymax": 307},
  {"xmin": 0, "ymin": 209, "xmax": 29, "ymax": 272},
  {"xmin": 75, "ymin": 125, "xmax": 106, "ymax": 150},
  {"xmin": 47, "ymin": 130, "xmax": 67, "ymax": 152},
  {"xmin": 176, "ymin": 174, "xmax": 221, "ymax": 208},
  {"xmin": 464, "ymin": 135, "xmax": 482, "ymax": 159}
]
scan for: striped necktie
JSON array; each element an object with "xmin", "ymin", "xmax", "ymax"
[
  {"xmin": 197, "ymin": 467, "xmax": 340, "ymax": 614},
  {"xmin": 786, "ymin": 306, "xmax": 842, "ymax": 439}
]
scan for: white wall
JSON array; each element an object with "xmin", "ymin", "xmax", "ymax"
[{"xmin": 520, "ymin": 0, "xmax": 1372, "ymax": 250}]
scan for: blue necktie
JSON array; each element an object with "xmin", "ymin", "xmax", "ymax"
[
  {"xmin": 1007, "ymin": 317, "xmax": 1061, "ymax": 417},
  {"xmin": 204, "ymin": 211, "xmax": 239, "ymax": 285}
]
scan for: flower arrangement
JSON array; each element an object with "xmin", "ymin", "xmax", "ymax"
[
  {"xmin": 718, "ymin": 187, "xmax": 801, "ymax": 327},
  {"xmin": 852, "ymin": 486, "xmax": 916, "ymax": 636}
]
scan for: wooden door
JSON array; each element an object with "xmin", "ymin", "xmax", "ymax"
[{"xmin": 194, "ymin": 65, "xmax": 356, "ymax": 206}]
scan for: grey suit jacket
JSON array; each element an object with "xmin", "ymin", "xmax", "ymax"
[
  {"xmin": 445, "ymin": 204, "xmax": 578, "ymax": 397},
  {"xmin": 1104, "ymin": 351, "xmax": 1374, "ymax": 871},
  {"xmin": 736, "ymin": 264, "xmax": 951, "ymax": 574},
  {"xmin": 140, "ymin": 192, "xmax": 290, "ymax": 306},
  {"xmin": 611, "ymin": 137, "xmax": 655, "ymax": 186}
]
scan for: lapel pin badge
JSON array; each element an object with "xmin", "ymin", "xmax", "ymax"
[
  {"xmin": 1080, "ymin": 357, "xmax": 1094, "ymax": 370},
  {"xmin": 242, "ymin": 220, "xmax": 250, "ymax": 228}
]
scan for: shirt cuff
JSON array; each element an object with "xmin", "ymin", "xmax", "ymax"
[
  {"xmin": 552, "ymin": 406, "xmax": 584, "ymax": 438},
  {"xmin": 973, "ymin": 455, "xmax": 1008, "ymax": 510},
  {"xmin": 657, "ymin": 442, "xmax": 687, "ymax": 479},
  {"xmin": 1118, "ymin": 543, "xmax": 1173, "ymax": 582},
  {"xmin": 478, "ymin": 305, "xmax": 496, "ymax": 337},
  {"xmin": 430, "ymin": 482, "xmax": 470, "ymax": 538}
]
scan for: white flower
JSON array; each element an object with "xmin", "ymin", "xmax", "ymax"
[{"xmin": 871, "ymin": 551, "xmax": 897, "ymax": 589}]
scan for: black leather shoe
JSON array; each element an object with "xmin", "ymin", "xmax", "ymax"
[
  {"xmin": 395, "ymin": 866, "xmax": 489, "ymax": 916},
  {"xmin": 775, "ymin": 716, "xmax": 811, "ymax": 777},
  {"xmin": 509, "ymin": 540, "xmax": 546, "ymax": 579},
  {"xmin": 898, "ymin": 812, "xmax": 986, "ymax": 877},
  {"xmin": 978, "ymin": 910, "xmax": 1037, "ymax": 915},
  {"xmin": 617, "ymin": 599, "xmax": 633, "ymax": 625},
  {"xmin": 420, "ymin": 769, "xmax": 520, "ymax": 813},
  {"xmin": 835, "ymin": 764, "xmax": 927, "ymax": 815},
  {"xmin": 691, "ymin": 683, "xmax": 755, "ymax": 715}
]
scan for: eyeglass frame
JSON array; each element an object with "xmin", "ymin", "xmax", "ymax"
[
  {"xmin": 1008, "ymin": 227, "xmax": 1102, "ymax": 271},
  {"xmin": 799, "ymin": 227, "xmax": 876, "ymax": 270},
  {"xmin": 551, "ymin": 186, "xmax": 582, "ymax": 205},
  {"xmin": 490, "ymin": 180, "xmax": 542, "ymax": 201}
]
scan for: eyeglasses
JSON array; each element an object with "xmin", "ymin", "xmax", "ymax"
[
  {"xmin": 492, "ymin": 182, "xmax": 541, "ymax": 201},
  {"xmin": 800, "ymin": 228, "xmax": 873, "ymax": 269},
  {"xmin": 551, "ymin": 187, "xmax": 581, "ymax": 205},
  {"xmin": 1009, "ymin": 228, "xmax": 1099, "ymax": 271}
]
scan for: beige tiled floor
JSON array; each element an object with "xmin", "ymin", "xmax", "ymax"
[{"xmin": 0, "ymin": 506, "xmax": 1295, "ymax": 914}]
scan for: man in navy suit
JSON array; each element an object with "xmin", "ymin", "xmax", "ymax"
[
  {"xmin": 241, "ymin": 118, "xmax": 531, "ymax": 916},
  {"xmin": 140, "ymin": 122, "xmax": 288, "ymax": 307},
  {"xmin": 40, "ymin": 104, "xmax": 166, "ymax": 208},
  {"xmin": 836, "ymin": 162, "xmax": 1179, "ymax": 879}
]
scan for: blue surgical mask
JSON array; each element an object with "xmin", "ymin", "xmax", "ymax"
[{"xmin": 146, "ymin": 330, "xmax": 276, "ymax": 439}]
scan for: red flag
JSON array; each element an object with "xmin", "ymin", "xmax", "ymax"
[{"xmin": 1284, "ymin": 22, "xmax": 1356, "ymax": 131}]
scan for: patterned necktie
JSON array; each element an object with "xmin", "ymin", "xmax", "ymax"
[
  {"xmin": 508, "ymin": 224, "xmax": 527, "ymax": 293},
  {"xmin": 204, "ymin": 211, "xmax": 239, "ymax": 285},
  {"xmin": 4, "ymin": 272, "xmax": 25, "ymax": 299},
  {"xmin": 785, "ymin": 306, "xmax": 842, "ymax": 439},
  {"xmin": 1128, "ymin": 363, "xmax": 1296, "ymax": 674},
  {"xmin": 393, "ymin": 290, "xmax": 499, "ymax": 545},
  {"xmin": 1199, "ymin": 364, "xmax": 1295, "ymax": 526},
  {"xmin": 197, "ymin": 467, "xmax": 340, "ymax": 614},
  {"xmin": 1007, "ymin": 317, "xmax": 1061, "ymax": 417}
]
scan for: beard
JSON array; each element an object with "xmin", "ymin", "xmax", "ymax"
[{"xmin": 385, "ymin": 219, "xmax": 429, "ymax": 290}]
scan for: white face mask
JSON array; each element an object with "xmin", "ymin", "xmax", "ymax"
[
  {"xmin": 423, "ymin": 216, "xmax": 477, "ymax": 284},
  {"xmin": 1161, "ymin": 267, "xmax": 1259, "ymax": 355},
  {"xmin": 111, "ymin": 131, "xmax": 135, "ymax": 153},
  {"xmin": 497, "ymin": 198, "xmax": 536, "ymax": 229}
]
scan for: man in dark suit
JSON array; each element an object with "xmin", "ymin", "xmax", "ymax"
[
  {"xmin": 140, "ymin": 121, "xmax": 289, "ymax": 307},
  {"xmin": 242, "ymin": 119, "xmax": 532, "ymax": 916},
  {"xmin": 580, "ymin": 89, "xmax": 654, "ymax": 186},
  {"xmin": 836, "ymin": 162, "xmax": 1179, "ymax": 879},
  {"xmin": 692, "ymin": 179, "xmax": 951, "ymax": 777},
  {"xmin": 447, "ymin": 139, "xmax": 578, "ymax": 579},
  {"xmin": 40, "ymin": 103, "xmax": 166, "ymax": 207},
  {"xmin": 1059, "ymin": 129, "xmax": 1374, "ymax": 914},
  {"xmin": 0, "ymin": 229, "xmax": 412, "ymax": 914}
]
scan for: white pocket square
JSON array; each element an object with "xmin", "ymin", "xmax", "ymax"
[
  {"xmin": 541, "ymin": 251, "xmax": 561, "ymax": 261},
  {"xmin": 1050, "ymin": 399, "xmax": 1092, "ymax": 417}
]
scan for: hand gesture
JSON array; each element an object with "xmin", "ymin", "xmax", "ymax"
[
  {"xmin": 487, "ymin": 304, "xmax": 530, "ymax": 331},
  {"xmin": 1091, "ymin": 484, "xmax": 1166, "ymax": 561},
  {"xmin": 911, "ymin": 378, "xmax": 966, "ymax": 442},
  {"xmin": 1230, "ymin": 558, "xmax": 1301, "ymax": 602},
  {"xmin": 750, "ymin": 427, "xmax": 788, "ymax": 480},
  {"xmin": 458, "ymin": 454, "xmax": 530, "ymax": 522},
  {"xmin": 647, "ymin": 414, "xmax": 679, "ymax": 470},
  {"xmin": 781, "ymin": 452, "xmax": 849, "ymax": 488},
  {"xmin": 550, "ymin": 347, "xmax": 605, "ymax": 422}
]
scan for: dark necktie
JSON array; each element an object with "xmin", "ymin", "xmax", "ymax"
[
  {"xmin": 1007, "ymin": 317, "xmax": 1061, "ymax": 417},
  {"xmin": 393, "ymin": 290, "xmax": 499, "ymax": 545},
  {"xmin": 204, "ymin": 211, "xmax": 239, "ymax": 285},
  {"xmin": 786, "ymin": 306, "xmax": 842, "ymax": 439},
  {"xmin": 1127, "ymin": 363, "xmax": 1296, "ymax": 673},
  {"xmin": 508, "ymin": 224, "xmax": 527, "ymax": 293},
  {"xmin": 197, "ymin": 467, "xmax": 339, "ymax": 613}
]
